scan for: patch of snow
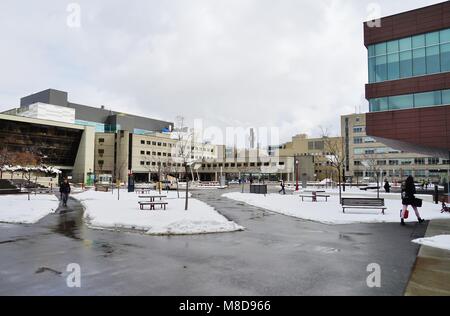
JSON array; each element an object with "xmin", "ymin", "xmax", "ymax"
[
  {"xmin": 0, "ymin": 194, "xmax": 59, "ymax": 224},
  {"xmin": 412, "ymin": 235, "xmax": 450, "ymax": 251},
  {"xmin": 223, "ymin": 192, "xmax": 449, "ymax": 225},
  {"xmin": 73, "ymin": 189, "xmax": 243, "ymax": 235}
]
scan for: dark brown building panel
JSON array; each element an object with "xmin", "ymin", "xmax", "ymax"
[
  {"xmin": 366, "ymin": 72, "xmax": 450, "ymax": 99},
  {"xmin": 364, "ymin": 1, "xmax": 450, "ymax": 46},
  {"xmin": 366, "ymin": 105, "xmax": 450, "ymax": 157}
]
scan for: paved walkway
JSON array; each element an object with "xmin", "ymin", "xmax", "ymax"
[
  {"xmin": 405, "ymin": 219, "xmax": 450, "ymax": 295},
  {"xmin": 0, "ymin": 189, "xmax": 427, "ymax": 295}
]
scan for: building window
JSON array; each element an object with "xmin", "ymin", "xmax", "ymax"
[
  {"xmin": 368, "ymin": 28, "xmax": 450, "ymax": 83},
  {"xmin": 158, "ymin": 142, "xmax": 162, "ymax": 146},
  {"xmin": 98, "ymin": 160, "xmax": 104, "ymax": 165},
  {"xmin": 157, "ymin": 152, "xmax": 161, "ymax": 156},
  {"xmin": 140, "ymin": 161, "xmax": 145, "ymax": 165},
  {"xmin": 414, "ymin": 158, "xmax": 425, "ymax": 165},
  {"xmin": 141, "ymin": 140, "xmax": 145, "ymax": 145},
  {"xmin": 140, "ymin": 150, "xmax": 145, "ymax": 155},
  {"xmin": 146, "ymin": 151, "xmax": 151, "ymax": 155},
  {"xmin": 99, "ymin": 138, "xmax": 105, "ymax": 143},
  {"xmin": 428, "ymin": 157, "xmax": 439, "ymax": 165},
  {"xmin": 147, "ymin": 141, "xmax": 151, "ymax": 145},
  {"xmin": 354, "ymin": 161, "xmax": 362, "ymax": 166},
  {"xmin": 354, "ymin": 137, "xmax": 363, "ymax": 144},
  {"xmin": 353, "ymin": 126, "xmax": 365, "ymax": 133}
]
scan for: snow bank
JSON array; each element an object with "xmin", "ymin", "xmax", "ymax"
[
  {"xmin": 412, "ymin": 235, "xmax": 450, "ymax": 251},
  {"xmin": 0, "ymin": 194, "xmax": 59, "ymax": 224},
  {"xmin": 73, "ymin": 190, "xmax": 243, "ymax": 235},
  {"xmin": 223, "ymin": 192, "xmax": 449, "ymax": 225}
]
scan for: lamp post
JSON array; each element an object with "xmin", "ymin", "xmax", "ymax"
[{"xmin": 295, "ymin": 156, "xmax": 299, "ymax": 191}]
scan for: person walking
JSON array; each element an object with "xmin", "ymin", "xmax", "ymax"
[
  {"xmin": 279, "ymin": 180, "xmax": 286, "ymax": 195},
  {"xmin": 384, "ymin": 179, "xmax": 391, "ymax": 193},
  {"xmin": 401, "ymin": 176, "xmax": 424, "ymax": 226},
  {"xmin": 59, "ymin": 178, "xmax": 71, "ymax": 207}
]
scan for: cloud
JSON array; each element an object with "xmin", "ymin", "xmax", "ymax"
[{"xmin": 0, "ymin": 0, "xmax": 441, "ymax": 144}]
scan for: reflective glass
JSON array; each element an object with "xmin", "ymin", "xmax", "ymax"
[
  {"xmin": 399, "ymin": 37, "xmax": 412, "ymax": 51},
  {"xmin": 375, "ymin": 42, "xmax": 387, "ymax": 56},
  {"xmin": 441, "ymin": 29, "xmax": 450, "ymax": 43},
  {"xmin": 412, "ymin": 48, "xmax": 426, "ymax": 76},
  {"xmin": 368, "ymin": 57, "xmax": 376, "ymax": 83},
  {"xmin": 387, "ymin": 53, "xmax": 400, "ymax": 80},
  {"xmin": 387, "ymin": 40, "xmax": 399, "ymax": 53},
  {"xmin": 412, "ymin": 34, "xmax": 425, "ymax": 48},
  {"xmin": 399, "ymin": 51, "xmax": 413, "ymax": 78},
  {"xmin": 426, "ymin": 45, "xmax": 441, "ymax": 74},
  {"xmin": 389, "ymin": 94, "xmax": 413, "ymax": 110},
  {"xmin": 441, "ymin": 43, "xmax": 450, "ymax": 72},
  {"xmin": 426, "ymin": 32, "xmax": 439, "ymax": 46},
  {"xmin": 375, "ymin": 55, "xmax": 387, "ymax": 82},
  {"xmin": 368, "ymin": 45, "xmax": 375, "ymax": 57},
  {"xmin": 442, "ymin": 89, "xmax": 450, "ymax": 104},
  {"xmin": 414, "ymin": 91, "xmax": 442, "ymax": 108}
]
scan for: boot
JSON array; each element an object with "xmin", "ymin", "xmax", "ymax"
[
  {"xmin": 401, "ymin": 218, "xmax": 405, "ymax": 226},
  {"xmin": 418, "ymin": 218, "xmax": 425, "ymax": 223}
]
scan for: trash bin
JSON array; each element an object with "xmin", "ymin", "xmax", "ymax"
[{"xmin": 250, "ymin": 184, "xmax": 267, "ymax": 194}]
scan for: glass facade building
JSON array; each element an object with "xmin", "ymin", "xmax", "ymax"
[{"xmin": 368, "ymin": 28, "xmax": 450, "ymax": 83}]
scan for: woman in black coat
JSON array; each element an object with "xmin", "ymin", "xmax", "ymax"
[{"xmin": 401, "ymin": 176, "xmax": 424, "ymax": 225}]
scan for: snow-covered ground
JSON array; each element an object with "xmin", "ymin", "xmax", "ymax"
[
  {"xmin": 0, "ymin": 194, "xmax": 59, "ymax": 224},
  {"xmin": 223, "ymin": 191, "xmax": 449, "ymax": 225},
  {"xmin": 412, "ymin": 235, "xmax": 450, "ymax": 251},
  {"xmin": 73, "ymin": 189, "xmax": 243, "ymax": 235}
]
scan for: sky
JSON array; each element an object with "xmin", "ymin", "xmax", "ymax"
[{"xmin": 0, "ymin": 0, "xmax": 443, "ymax": 144}]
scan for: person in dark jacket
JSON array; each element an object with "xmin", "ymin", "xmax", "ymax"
[
  {"xmin": 401, "ymin": 176, "xmax": 424, "ymax": 226},
  {"xmin": 279, "ymin": 180, "xmax": 286, "ymax": 195},
  {"xmin": 384, "ymin": 180, "xmax": 391, "ymax": 193},
  {"xmin": 59, "ymin": 179, "xmax": 71, "ymax": 207}
]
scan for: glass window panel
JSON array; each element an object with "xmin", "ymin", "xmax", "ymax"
[
  {"xmin": 442, "ymin": 89, "xmax": 450, "ymax": 104},
  {"xmin": 440, "ymin": 29, "xmax": 450, "ymax": 43},
  {"xmin": 387, "ymin": 40, "xmax": 399, "ymax": 53},
  {"xmin": 400, "ymin": 51, "xmax": 413, "ymax": 78},
  {"xmin": 399, "ymin": 37, "xmax": 412, "ymax": 51},
  {"xmin": 369, "ymin": 97, "xmax": 388, "ymax": 112},
  {"xmin": 412, "ymin": 34, "xmax": 425, "ymax": 48},
  {"xmin": 426, "ymin": 32, "xmax": 439, "ymax": 46},
  {"xmin": 412, "ymin": 48, "xmax": 426, "ymax": 76},
  {"xmin": 375, "ymin": 42, "xmax": 386, "ymax": 56},
  {"xmin": 389, "ymin": 94, "xmax": 414, "ymax": 110},
  {"xmin": 426, "ymin": 45, "xmax": 440, "ymax": 74},
  {"xmin": 368, "ymin": 45, "xmax": 375, "ymax": 57},
  {"xmin": 414, "ymin": 91, "xmax": 442, "ymax": 108},
  {"xmin": 441, "ymin": 43, "xmax": 450, "ymax": 72},
  {"xmin": 368, "ymin": 57, "xmax": 376, "ymax": 83},
  {"xmin": 375, "ymin": 55, "xmax": 387, "ymax": 82},
  {"xmin": 387, "ymin": 53, "xmax": 400, "ymax": 80}
]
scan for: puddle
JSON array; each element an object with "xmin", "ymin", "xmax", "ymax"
[{"xmin": 314, "ymin": 246, "xmax": 341, "ymax": 254}]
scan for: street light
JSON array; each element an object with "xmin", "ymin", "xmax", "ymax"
[{"xmin": 295, "ymin": 156, "xmax": 299, "ymax": 191}]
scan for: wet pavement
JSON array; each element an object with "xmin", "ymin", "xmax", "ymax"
[{"xmin": 0, "ymin": 188, "xmax": 427, "ymax": 295}]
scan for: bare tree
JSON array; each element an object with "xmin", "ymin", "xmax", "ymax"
[
  {"xmin": 172, "ymin": 116, "xmax": 194, "ymax": 210},
  {"xmin": 361, "ymin": 152, "xmax": 384, "ymax": 198},
  {"xmin": 321, "ymin": 128, "xmax": 346, "ymax": 203}
]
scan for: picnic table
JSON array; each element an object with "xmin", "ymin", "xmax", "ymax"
[
  {"xmin": 299, "ymin": 193, "xmax": 330, "ymax": 202},
  {"xmin": 135, "ymin": 188, "xmax": 154, "ymax": 194},
  {"xmin": 138, "ymin": 195, "xmax": 167, "ymax": 202},
  {"xmin": 138, "ymin": 195, "xmax": 168, "ymax": 210}
]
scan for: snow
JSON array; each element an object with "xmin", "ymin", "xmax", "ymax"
[
  {"xmin": 72, "ymin": 189, "xmax": 243, "ymax": 235},
  {"xmin": 412, "ymin": 235, "xmax": 450, "ymax": 251},
  {"xmin": 223, "ymin": 191, "xmax": 450, "ymax": 225},
  {"xmin": 0, "ymin": 194, "xmax": 59, "ymax": 224}
]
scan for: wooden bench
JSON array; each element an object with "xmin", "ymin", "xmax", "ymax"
[
  {"xmin": 299, "ymin": 194, "xmax": 330, "ymax": 202},
  {"xmin": 138, "ymin": 201, "xmax": 168, "ymax": 210},
  {"xmin": 341, "ymin": 198, "xmax": 386, "ymax": 214}
]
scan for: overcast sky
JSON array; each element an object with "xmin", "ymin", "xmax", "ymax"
[{"xmin": 0, "ymin": 0, "xmax": 442, "ymax": 144}]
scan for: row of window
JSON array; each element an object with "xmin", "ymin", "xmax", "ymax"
[
  {"xmin": 139, "ymin": 139, "xmax": 172, "ymax": 147},
  {"xmin": 353, "ymin": 126, "xmax": 365, "ymax": 133},
  {"xmin": 354, "ymin": 147, "xmax": 401, "ymax": 155},
  {"xmin": 353, "ymin": 136, "xmax": 376, "ymax": 144},
  {"xmin": 140, "ymin": 150, "xmax": 172, "ymax": 157},
  {"xmin": 140, "ymin": 161, "xmax": 181, "ymax": 167},
  {"xmin": 369, "ymin": 89, "xmax": 450, "ymax": 112},
  {"xmin": 368, "ymin": 28, "xmax": 450, "ymax": 83},
  {"xmin": 354, "ymin": 157, "xmax": 444, "ymax": 166}
]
